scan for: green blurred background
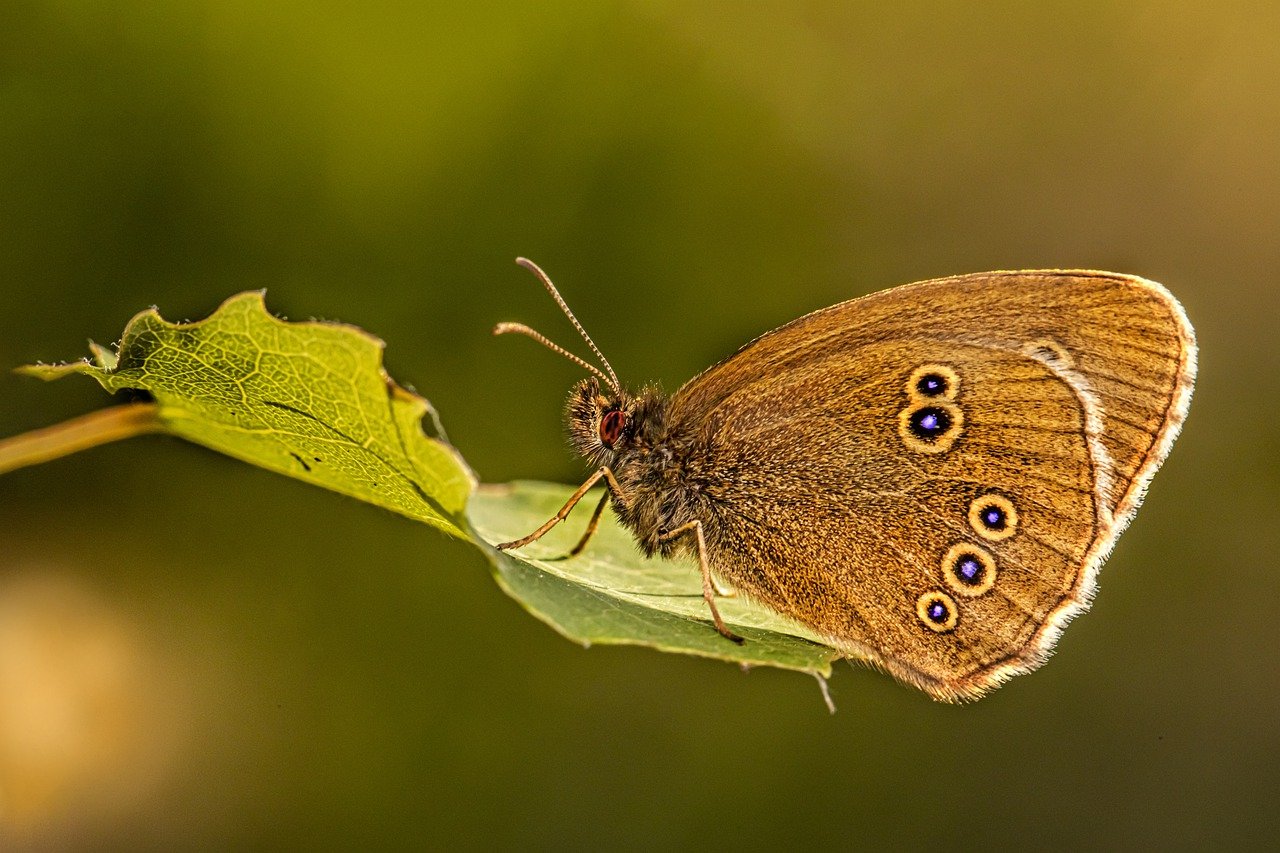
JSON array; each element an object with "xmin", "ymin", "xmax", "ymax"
[{"xmin": 1, "ymin": 1, "xmax": 1276, "ymax": 848}]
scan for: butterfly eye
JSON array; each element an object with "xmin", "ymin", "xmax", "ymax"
[{"xmin": 599, "ymin": 409, "xmax": 626, "ymax": 447}]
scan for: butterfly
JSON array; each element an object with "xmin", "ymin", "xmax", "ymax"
[{"xmin": 496, "ymin": 259, "xmax": 1196, "ymax": 700}]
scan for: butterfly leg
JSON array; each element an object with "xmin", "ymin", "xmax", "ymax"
[
  {"xmin": 497, "ymin": 466, "xmax": 624, "ymax": 552},
  {"xmin": 550, "ymin": 490, "xmax": 610, "ymax": 559},
  {"xmin": 658, "ymin": 520, "xmax": 744, "ymax": 645}
]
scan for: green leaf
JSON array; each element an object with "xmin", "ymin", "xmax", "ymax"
[
  {"xmin": 21, "ymin": 291, "xmax": 475, "ymax": 539},
  {"xmin": 468, "ymin": 481, "xmax": 840, "ymax": 676}
]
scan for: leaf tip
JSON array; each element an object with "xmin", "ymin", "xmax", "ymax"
[{"xmin": 14, "ymin": 358, "xmax": 95, "ymax": 381}]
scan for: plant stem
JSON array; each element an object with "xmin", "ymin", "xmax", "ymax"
[{"xmin": 0, "ymin": 403, "xmax": 163, "ymax": 475}]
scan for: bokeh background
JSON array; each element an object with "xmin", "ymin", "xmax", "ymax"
[{"xmin": 1, "ymin": 1, "xmax": 1276, "ymax": 848}]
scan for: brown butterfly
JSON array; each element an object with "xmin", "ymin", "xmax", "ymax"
[{"xmin": 495, "ymin": 259, "xmax": 1196, "ymax": 701}]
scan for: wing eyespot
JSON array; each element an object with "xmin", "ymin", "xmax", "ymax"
[
  {"xmin": 968, "ymin": 494, "xmax": 1018, "ymax": 542},
  {"xmin": 942, "ymin": 543, "xmax": 997, "ymax": 597},
  {"xmin": 907, "ymin": 363, "xmax": 961, "ymax": 401},
  {"xmin": 917, "ymin": 591, "xmax": 959, "ymax": 632},
  {"xmin": 898, "ymin": 400, "xmax": 963, "ymax": 454}
]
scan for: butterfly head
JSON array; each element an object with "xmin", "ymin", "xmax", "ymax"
[
  {"xmin": 564, "ymin": 377, "xmax": 632, "ymax": 466},
  {"xmin": 565, "ymin": 377, "xmax": 670, "ymax": 469}
]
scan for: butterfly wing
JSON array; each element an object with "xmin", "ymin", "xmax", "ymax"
[{"xmin": 667, "ymin": 271, "xmax": 1195, "ymax": 700}]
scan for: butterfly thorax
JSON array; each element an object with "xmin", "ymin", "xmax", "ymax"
[{"xmin": 565, "ymin": 377, "xmax": 708, "ymax": 558}]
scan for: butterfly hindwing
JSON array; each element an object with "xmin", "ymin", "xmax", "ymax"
[{"xmin": 668, "ymin": 271, "xmax": 1194, "ymax": 699}]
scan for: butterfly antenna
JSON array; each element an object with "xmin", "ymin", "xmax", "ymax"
[
  {"xmin": 513, "ymin": 258, "xmax": 621, "ymax": 394},
  {"xmin": 492, "ymin": 321, "xmax": 615, "ymax": 389}
]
